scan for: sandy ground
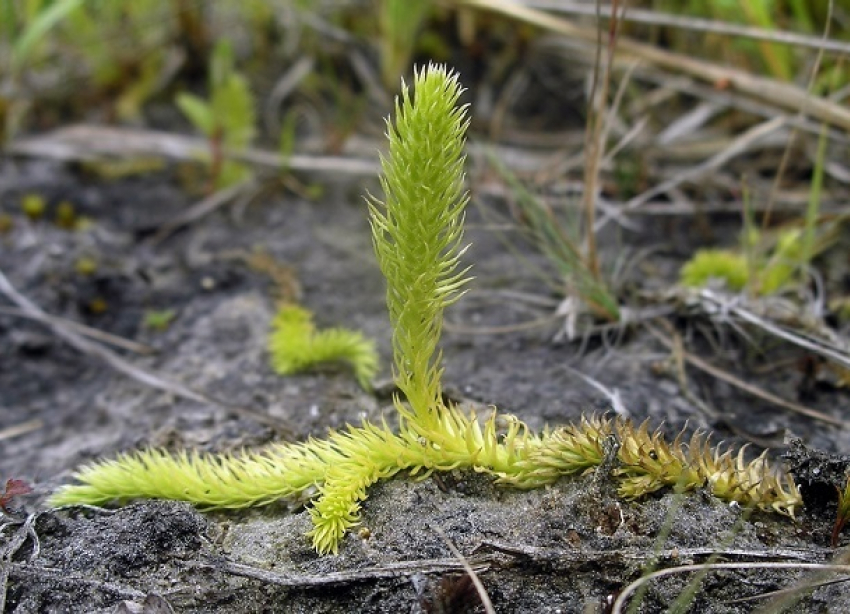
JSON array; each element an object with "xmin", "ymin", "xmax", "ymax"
[{"xmin": 1, "ymin": 156, "xmax": 849, "ymax": 613}]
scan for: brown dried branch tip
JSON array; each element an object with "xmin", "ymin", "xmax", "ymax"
[
  {"xmin": 502, "ymin": 417, "xmax": 801, "ymax": 518},
  {"xmin": 833, "ymin": 477, "xmax": 850, "ymax": 546}
]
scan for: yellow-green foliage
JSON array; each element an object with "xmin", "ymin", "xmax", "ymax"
[
  {"xmin": 50, "ymin": 65, "xmax": 802, "ymax": 556},
  {"xmin": 368, "ymin": 64, "xmax": 470, "ymax": 431},
  {"xmin": 378, "ymin": 0, "xmax": 432, "ymax": 90},
  {"xmin": 679, "ymin": 228, "xmax": 822, "ymax": 295},
  {"xmin": 680, "ymin": 249, "xmax": 749, "ymax": 291},
  {"xmin": 268, "ymin": 304, "xmax": 378, "ymax": 391},
  {"xmin": 500, "ymin": 417, "xmax": 799, "ymax": 517},
  {"xmin": 50, "ymin": 413, "xmax": 801, "ymax": 554}
]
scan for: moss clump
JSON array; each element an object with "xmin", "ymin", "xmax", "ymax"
[{"xmin": 680, "ymin": 249, "xmax": 749, "ymax": 291}]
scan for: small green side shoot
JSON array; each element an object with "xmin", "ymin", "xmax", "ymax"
[
  {"xmin": 680, "ymin": 225, "xmax": 836, "ymax": 295},
  {"xmin": 268, "ymin": 304, "xmax": 379, "ymax": 391}
]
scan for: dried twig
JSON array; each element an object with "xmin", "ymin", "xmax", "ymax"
[
  {"xmin": 0, "ymin": 305, "xmax": 153, "ymax": 355},
  {"xmin": 8, "ymin": 125, "xmax": 380, "ymax": 176},
  {"xmin": 1, "ymin": 514, "xmax": 40, "ymax": 612},
  {"xmin": 646, "ymin": 320, "xmax": 849, "ymax": 428},
  {"xmin": 478, "ymin": 540, "xmax": 832, "ymax": 564},
  {"xmin": 433, "ymin": 525, "xmax": 496, "ymax": 614},
  {"xmin": 8, "ymin": 562, "xmax": 146, "ymax": 602},
  {"xmin": 149, "ymin": 178, "xmax": 259, "ymax": 245},
  {"xmin": 203, "ymin": 555, "xmax": 494, "ymax": 588},
  {"xmin": 0, "ymin": 268, "xmax": 289, "ymax": 430},
  {"xmin": 457, "ymin": 0, "xmax": 850, "ymax": 131},
  {"xmin": 0, "ymin": 420, "xmax": 43, "ymax": 442}
]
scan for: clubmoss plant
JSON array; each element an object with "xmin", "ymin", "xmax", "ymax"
[
  {"xmin": 50, "ymin": 64, "xmax": 802, "ymax": 556},
  {"xmin": 679, "ymin": 226, "xmax": 838, "ymax": 295},
  {"xmin": 268, "ymin": 303, "xmax": 379, "ymax": 390}
]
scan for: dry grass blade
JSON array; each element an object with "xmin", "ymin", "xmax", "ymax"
[
  {"xmin": 0, "ymin": 268, "xmax": 209, "ymax": 404},
  {"xmin": 0, "ymin": 268, "xmax": 289, "ymax": 430},
  {"xmin": 486, "ymin": 154, "xmax": 620, "ymax": 321},
  {"xmin": 646, "ymin": 321, "xmax": 849, "ymax": 428},
  {"xmin": 750, "ymin": 546, "xmax": 850, "ymax": 613},
  {"xmin": 433, "ymin": 525, "xmax": 496, "ymax": 614},
  {"xmin": 150, "ymin": 177, "xmax": 258, "ymax": 245},
  {"xmin": 611, "ymin": 561, "xmax": 850, "ymax": 614},
  {"xmin": 456, "ymin": 0, "xmax": 850, "ymax": 131},
  {"xmin": 0, "ymin": 305, "xmax": 153, "ymax": 355},
  {"xmin": 698, "ymin": 289, "xmax": 850, "ymax": 371},
  {"xmin": 0, "ymin": 420, "xmax": 43, "ymax": 442},
  {"xmin": 619, "ymin": 115, "xmax": 786, "ymax": 212},
  {"xmin": 527, "ymin": 1, "xmax": 850, "ymax": 54}
]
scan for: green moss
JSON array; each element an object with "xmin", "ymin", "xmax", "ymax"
[{"xmin": 680, "ymin": 248, "xmax": 749, "ymax": 291}]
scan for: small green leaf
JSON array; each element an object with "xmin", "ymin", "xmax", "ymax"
[
  {"xmin": 210, "ymin": 39, "xmax": 235, "ymax": 91},
  {"xmin": 213, "ymin": 73, "xmax": 256, "ymax": 148},
  {"xmin": 175, "ymin": 93, "xmax": 215, "ymax": 137}
]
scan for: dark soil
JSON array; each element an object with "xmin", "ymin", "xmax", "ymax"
[{"xmin": 1, "ymin": 155, "xmax": 849, "ymax": 613}]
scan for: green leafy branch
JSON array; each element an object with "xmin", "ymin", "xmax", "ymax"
[{"xmin": 368, "ymin": 65, "xmax": 471, "ymax": 433}]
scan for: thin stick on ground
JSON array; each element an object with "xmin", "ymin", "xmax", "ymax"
[
  {"xmin": 0, "ymin": 268, "xmax": 290, "ymax": 431},
  {"xmin": 645, "ymin": 320, "xmax": 849, "ymax": 428},
  {"xmin": 201, "ymin": 555, "xmax": 495, "ymax": 588},
  {"xmin": 611, "ymin": 561, "xmax": 850, "ymax": 614},
  {"xmin": 433, "ymin": 525, "xmax": 497, "ymax": 614},
  {"xmin": 150, "ymin": 177, "xmax": 259, "ymax": 245},
  {"xmin": 0, "ymin": 514, "xmax": 40, "ymax": 613},
  {"xmin": 0, "ymin": 306, "xmax": 153, "ymax": 355},
  {"xmin": 0, "ymin": 420, "xmax": 43, "ymax": 442}
]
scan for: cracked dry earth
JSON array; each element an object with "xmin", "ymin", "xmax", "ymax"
[{"xmin": 1, "ymin": 156, "xmax": 850, "ymax": 613}]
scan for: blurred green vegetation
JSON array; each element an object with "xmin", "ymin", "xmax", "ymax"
[
  {"xmin": 2, "ymin": 0, "xmax": 847, "ymax": 319},
  {"xmin": 646, "ymin": 0, "xmax": 847, "ymax": 86},
  {"xmin": 176, "ymin": 39, "xmax": 255, "ymax": 188},
  {"xmin": 3, "ymin": 0, "xmax": 846, "ymax": 140}
]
